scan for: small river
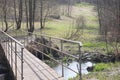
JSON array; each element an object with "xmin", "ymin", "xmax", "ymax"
[{"xmin": 53, "ymin": 61, "xmax": 93, "ymax": 80}]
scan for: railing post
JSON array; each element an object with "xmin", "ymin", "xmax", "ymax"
[
  {"xmin": 6, "ymin": 37, "xmax": 9, "ymax": 59},
  {"xmin": 11, "ymin": 39, "xmax": 13, "ymax": 69},
  {"xmin": 49, "ymin": 37, "xmax": 52, "ymax": 55},
  {"xmin": 61, "ymin": 40, "xmax": 64, "ymax": 77},
  {"xmin": 21, "ymin": 47, "xmax": 24, "ymax": 80},
  {"xmin": 78, "ymin": 43, "xmax": 82, "ymax": 80},
  {"xmin": 15, "ymin": 42, "xmax": 17, "ymax": 79},
  {"xmin": 41, "ymin": 36, "xmax": 44, "ymax": 60},
  {"xmin": 34, "ymin": 34, "xmax": 38, "ymax": 57},
  {"xmin": 27, "ymin": 35, "xmax": 29, "ymax": 45},
  {"xmin": 23, "ymin": 37, "xmax": 25, "ymax": 46},
  {"xmin": 6, "ymin": 37, "xmax": 8, "ymax": 56},
  {"xmin": 8, "ymin": 38, "xmax": 10, "ymax": 61}
]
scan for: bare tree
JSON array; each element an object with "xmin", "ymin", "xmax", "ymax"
[
  {"xmin": 25, "ymin": 0, "xmax": 29, "ymax": 30},
  {"xmin": 40, "ymin": 0, "xmax": 43, "ymax": 29},
  {"xmin": 39, "ymin": 0, "xmax": 51, "ymax": 29},
  {"xmin": 97, "ymin": 0, "xmax": 120, "ymax": 60},
  {"xmin": 66, "ymin": 0, "xmax": 73, "ymax": 16},
  {"xmin": 13, "ymin": 0, "xmax": 23, "ymax": 30},
  {"xmin": 27, "ymin": 0, "xmax": 36, "ymax": 33},
  {"xmin": 64, "ymin": 16, "xmax": 86, "ymax": 40},
  {"xmin": 2, "ymin": 0, "xmax": 8, "ymax": 32}
]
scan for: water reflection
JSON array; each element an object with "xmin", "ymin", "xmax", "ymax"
[{"xmin": 53, "ymin": 61, "xmax": 93, "ymax": 80}]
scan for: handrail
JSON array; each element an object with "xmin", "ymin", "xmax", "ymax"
[
  {"xmin": 4, "ymin": 30, "xmax": 83, "ymax": 80},
  {"xmin": 20, "ymin": 30, "xmax": 83, "ymax": 79},
  {"xmin": 0, "ymin": 30, "xmax": 24, "ymax": 80},
  {"xmin": 21, "ymin": 30, "xmax": 82, "ymax": 46},
  {"xmin": 0, "ymin": 30, "xmax": 24, "ymax": 48}
]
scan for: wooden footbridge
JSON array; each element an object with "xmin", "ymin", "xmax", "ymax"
[{"xmin": 0, "ymin": 30, "xmax": 82, "ymax": 80}]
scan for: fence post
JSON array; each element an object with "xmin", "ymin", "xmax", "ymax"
[
  {"xmin": 21, "ymin": 47, "xmax": 24, "ymax": 80},
  {"xmin": 61, "ymin": 40, "xmax": 64, "ymax": 77},
  {"xmin": 78, "ymin": 43, "xmax": 82, "ymax": 80}
]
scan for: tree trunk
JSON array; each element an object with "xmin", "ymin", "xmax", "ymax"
[
  {"xmin": 3, "ymin": 0, "xmax": 8, "ymax": 32},
  {"xmin": 40, "ymin": 0, "xmax": 43, "ymax": 29}
]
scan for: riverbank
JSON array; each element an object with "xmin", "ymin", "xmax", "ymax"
[{"xmin": 69, "ymin": 62, "xmax": 120, "ymax": 80}]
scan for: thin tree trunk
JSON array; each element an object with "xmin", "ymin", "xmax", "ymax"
[
  {"xmin": 40, "ymin": 0, "xmax": 43, "ymax": 29},
  {"xmin": 13, "ymin": 0, "xmax": 23, "ymax": 30},
  {"xmin": 17, "ymin": 0, "xmax": 23, "ymax": 30},
  {"xmin": 25, "ymin": 0, "xmax": 29, "ymax": 30},
  {"xmin": 3, "ymin": 0, "xmax": 8, "ymax": 32}
]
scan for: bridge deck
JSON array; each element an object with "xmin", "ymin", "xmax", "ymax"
[{"xmin": 1, "ymin": 42, "xmax": 64, "ymax": 80}]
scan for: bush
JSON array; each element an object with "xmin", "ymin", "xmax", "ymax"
[{"xmin": 49, "ymin": 14, "xmax": 60, "ymax": 19}]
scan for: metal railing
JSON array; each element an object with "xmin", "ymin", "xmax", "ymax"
[
  {"xmin": 1, "ymin": 30, "xmax": 83, "ymax": 80},
  {"xmin": 0, "ymin": 30, "xmax": 24, "ymax": 80},
  {"xmin": 17, "ymin": 30, "xmax": 83, "ymax": 80}
]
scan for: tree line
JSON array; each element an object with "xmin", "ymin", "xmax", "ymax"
[
  {"xmin": 96, "ymin": 0, "xmax": 120, "ymax": 60},
  {"xmin": 0, "ymin": 0, "xmax": 83, "ymax": 33}
]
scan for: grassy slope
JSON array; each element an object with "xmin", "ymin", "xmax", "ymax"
[{"xmin": 40, "ymin": 2, "xmax": 99, "ymax": 38}]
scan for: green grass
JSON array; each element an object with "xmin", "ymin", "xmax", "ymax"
[
  {"xmin": 83, "ymin": 42, "xmax": 106, "ymax": 47},
  {"xmin": 94, "ymin": 63, "xmax": 110, "ymax": 71},
  {"xmin": 34, "ymin": 20, "xmax": 70, "ymax": 37},
  {"xmin": 75, "ymin": 2, "xmax": 93, "ymax": 7}
]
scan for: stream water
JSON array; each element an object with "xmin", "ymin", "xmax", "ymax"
[
  {"xmin": 53, "ymin": 61, "xmax": 93, "ymax": 80},
  {"xmin": 0, "ymin": 65, "xmax": 6, "ymax": 80}
]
